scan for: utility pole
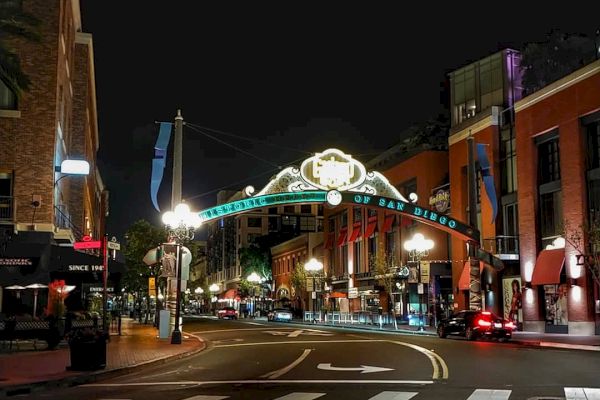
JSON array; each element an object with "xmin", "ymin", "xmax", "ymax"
[
  {"xmin": 102, "ymin": 234, "xmax": 109, "ymax": 336},
  {"xmin": 169, "ymin": 109, "xmax": 184, "ymax": 343},
  {"xmin": 467, "ymin": 135, "xmax": 482, "ymax": 311}
]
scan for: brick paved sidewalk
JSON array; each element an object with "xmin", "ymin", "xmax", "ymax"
[{"xmin": 0, "ymin": 318, "xmax": 205, "ymax": 396}]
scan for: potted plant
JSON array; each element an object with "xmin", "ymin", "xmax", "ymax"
[
  {"xmin": 66, "ymin": 326, "xmax": 108, "ymax": 371},
  {"xmin": 44, "ymin": 280, "xmax": 71, "ymax": 349}
]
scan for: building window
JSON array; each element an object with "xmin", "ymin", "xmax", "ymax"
[
  {"xmin": 299, "ymin": 216, "xmax": 315, "ymax": 231},
  {"xmin": 354, "ymin": 240, "xmax": 363, "ymax": 274},
  {"xmin": 0, "ymin": 79, "xmax": 17, "ymax": 110},
  {"xmin": 538, "ymin": 137, "xmax": 561, "ymax": 184},
  {"xmin": 0, "ymin": 172, "xmax": 13, "ymax": 221},
  {"xmin": 247, "ymin": 233, "xmax": 261, "ymax": 244},
  {"xmin": 368, "ymin": 209, "xmax": 377, "ymax": 218},
  {"xmin": 500, "ymin": 127, "xmax": 518, "ymax": 194},
  {"xmin": 269, "ymin": 207, "xmax": 278, "ymax": 214},
  {"xmin": 586, "ymin": 120, "xmax": 600, "ymax": 222},
  {"xmin": 284, "ymin": 205, "xmax": 295, "ymax": 214},
  {"xmin": 247, "ymin": 217, "xmax": 262, "ymax": 228},
  {"xmin": 353, "ymin": 207, "xmax": 362, "ymax": 222},
  {"xmin": 539, "ymin": 191, "xmax": 563, "ymax": 248},
  {"xmin": 340, "ymin": 211, "xmax": 348, "ymax": 227},
  {"xmin": 342, "ymin": 245, "xmax": 348, "ymax": 276},
  {"xmin": 317, "ymin": 205, "xmax": 324, "ymax": 216},
  {"xmin": 300, "ymin": 204, "xmax": 312, "ymax": 214},
  {"xmin": 368, "ymin": 235, "xmax": 377, "ymax": 270},
  {"xmin": 268, "ymin": 216, "xmax": 279, "ymax": 232},
  {"xmin": 452, "ymin": 65, "xmax": 477, "ymax": 125},
  {"xmin": 385, "ymin": 230, "xmax": 395, "ymax": 258}
]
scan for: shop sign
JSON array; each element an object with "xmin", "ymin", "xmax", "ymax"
[
  {"xmin": 348, "ymin": 287, "xmax": 358, "ymax": 299},
  {"xmin": 420, "ymin": 261, "xmax": 430, "ymax": 282},
  {"xmin": 0, "ymin": 258, "xmax": 33, "ymax": 266},
  {"xmin": 149, "ymin": 277, "xmax": 156, "ymax": 297},
  {"xmin": 88, "ymin": 286, "xmax": 114, "ymax": 293},
  {"xmin": 74, "ymin": 235, "xmax": 102, "ymax": 250},
  {"xmin": 429, "ymin": 189, "xmax": 450, "ymax": 213},
  {"xmin": 68, "ymin": 264, "xmax": 104, "ymax": 272}
]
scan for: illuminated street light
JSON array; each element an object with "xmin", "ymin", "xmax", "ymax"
[
  {"xmin": 209, "ymin": 283, "xmax": 220, "ymax": 314},
  {"xmin": 304, "ymin": 258, "xmax": 323, "ymax": 322},
  {"xmin": 161, "ymin": 202, "xmax": 201, "ymax": 345},
  {"xmin": 404, "ymin": 233, "xmax": 434, "ymax": 332},
  {"xmin": 247, "ymin": 272, "xmax": 262, "ymax": 318}
]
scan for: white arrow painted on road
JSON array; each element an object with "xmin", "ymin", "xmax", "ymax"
[
  {"xmin": 263, "ymin": 329, "xmax": 334, "ymax": 337},
  {"xmin": 317, "ymin": 363, "xmax": 394, "ymax": 374}
]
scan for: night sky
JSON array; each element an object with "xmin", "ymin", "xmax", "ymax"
[{"xmin": 79, "ymin": 3, "xmax": 600, "ymax": 240}]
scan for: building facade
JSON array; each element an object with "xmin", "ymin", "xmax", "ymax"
[
  {"xmin": 515, "ymin": 59, "xmax": 600, "ymax": 335},
  {"xmin": 0, "ymin": 0, "xmax": 109, "ymax": 315}
]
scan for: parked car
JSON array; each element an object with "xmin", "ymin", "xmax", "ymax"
[
  {"xmin": 268, "ymin": 308, "xmax": 293, "ymax": 322},
  {"xmin": 437, "ymin": 310, "xmax": 515, "ymax": 341},
  {"xmin": 217, "ymin": 307, "xmax": 239, "ymax": 320}
]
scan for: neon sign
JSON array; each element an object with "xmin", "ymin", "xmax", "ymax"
[
  {"xmin": 199, "ymin": 191, "xmax": 327, "ymax": 222},
  {"xmin": 300, "ymin": 149, "xmax": 366, "ymax": 191}
]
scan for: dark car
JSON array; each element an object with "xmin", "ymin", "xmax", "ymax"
[
  {"xmin": 437, "ymin": 310, "xmax": 515, "ymax": 341},
  {"xmin": 268, "ymin": 308, "xmax": 293, "ymax": 322},
  {"xmin": 217, "ymin": 306, "xmax": 239, "ymax": 320}
]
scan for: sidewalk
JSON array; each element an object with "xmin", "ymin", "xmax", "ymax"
[
  {"xmin": 0, "ymin": 317, "xmax": 205, "ymax": 397},
  {"xmin": 289, "ymin": 319, "xmax": 600, "ymax": 351}
]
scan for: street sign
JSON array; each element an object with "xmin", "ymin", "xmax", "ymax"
[
  {"xmin": 348, "ymin": 287, "xmax": 358, "ymax": 299},
  {"xmin": 107, "ymin": 236, "xmax": 121, "ymax": 250},
  {"xmin": 420, "ymin": 261, "xmax": 430, "ymax": 282},
  {"xmin": 418, "ymin": 283, "xmax": 424, "ymax": 294},
  {"xmin": 306, "ymin": 278, "xmax": 314, "ymax": 292}
]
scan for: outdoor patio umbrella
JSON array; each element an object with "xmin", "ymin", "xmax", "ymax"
[
  {"xmin": 5, "ymin": 285, "xmax": 26, "ymax": 299},
  {"xmin": 26, "ymin": 283, "xmax": 48, "ymax": 318}
]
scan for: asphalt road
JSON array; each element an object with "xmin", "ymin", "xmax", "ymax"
[{"xmin": 24, "ymin": 317, "xmax": 600, "ymax": 400}]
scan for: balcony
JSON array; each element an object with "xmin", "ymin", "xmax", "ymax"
[
  {"xmin": 0, "ymin": 196, "xmax": 13, "ymax": 223},
  {"xmin": 483, "ymin": 235, "xmax": 519, "ymax": 261}
]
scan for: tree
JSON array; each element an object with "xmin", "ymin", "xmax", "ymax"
[
  {"xmin": 565, "ymin": 220, "xmax": 600, "ymax": 292},
  {"xmin": 238, "ymin": 244, "xmax": 272, "ymax": 298},
  {"xmin": 289, "ymin": 262, "xmax": 308, "ymax": 313},
  {"xmin": 123, "ymin": 219, "xmax": 166, "ymax": 298},
  {"xmin": 0, "ymin": 3, "xmax": 41, "ymax": 96},
  {"xmin": 521, "ymin": 30, "xmax": 597, "ymax": 95},
  {"xmin": 371, "ymin": 243, "xmax": 399, "ymax": 330}
]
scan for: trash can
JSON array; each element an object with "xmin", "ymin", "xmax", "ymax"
[{"xmin": 68, "ymin": 338, "xmax": 106, "ymax": 370}]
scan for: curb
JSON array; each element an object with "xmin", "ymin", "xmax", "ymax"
[
  {"xmin": 287, "ymin": 320, "xmax": 438, "ymax": 337},
  {"xmin": 0, "ymin": 332, "xmax": 206, "ymax": 398},
  {"xmin": 510, "ymin": 339, "xmax": 600, "ymax": 352}
]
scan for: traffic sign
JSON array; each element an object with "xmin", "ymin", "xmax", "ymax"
[{"xmin": 107, "ymin": 236, "xmax": 120, "ymax": 250}]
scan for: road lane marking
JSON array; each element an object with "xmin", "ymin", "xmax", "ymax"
[
  {"xmin": 213, "ymin": 339, "xmax": 385, "ymax": 348},
  {"xmin": 83, "ymin": 379, "xmax": 434, "ymax": 387},
  {"xmin": 264, "ymin": 329, "xmax": 334, "ymax": 337},
  {"xmin": 274, "ymin": 393, "xmax": 325, "ymax": 400},
  {"xmin": 181, "ymin": 396, "xmax": 230, "ymax": 400},
  {"xmin": 466, "ymin": 389, "xmax": 512, "ymax": 400},
  {"xmin": 262, "ymin": 349, "xmax": 313, "ymax": 379},
  {"xmin": 317, "ymin": 363, "xmax": 394, "ymax": 374},
  {"xmin": 565, "ymin": 387, "xmax": 600, "ymax": 399},
  {"xmin": 244, "ymin": 322, "xmax": 266, "ymax": 326},
  {"xmin": 368, "ymin": 392, "xmax": 418, "ymax": 400},
  {"xmin": 191, "ymin": 328, "xmax": 294, "ymax": 334},
  {"xmin": 389, "ymin": 341, "xmax": 449, "ymax": 380}
]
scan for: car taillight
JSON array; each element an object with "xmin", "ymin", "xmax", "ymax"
[
  {"xmin": 477, "ymin": 318, "xmax": 492, "ymax": 327},
  {"xmin": 505, "ymin": 321, "xmax": 516, "ymax": 330}
]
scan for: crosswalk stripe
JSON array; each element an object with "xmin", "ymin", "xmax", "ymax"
[
  {"xmin": 180, "ymin": 396, "xmax": 230, "ymax": 400},
  {"xmin": 273, "ymin": 393, "xmax": 326, "ymax": 400},
  {"xmin": 368, "ymin": 391, "xmax": 419, "ymax": 400},
  {"xmin": 466, "ymin": 389, "xmax": 512, "ymax": 400},
  {"xmin": 565, "ymin": 387, "xmax": 600, "ymax": 400}
]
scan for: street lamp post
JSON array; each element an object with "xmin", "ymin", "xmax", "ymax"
[
  {"xmin": 247, "ymin": 272, "xmax": 262, "ymax": 318},
  {"xmin": 162, "ymin": 203, "xmax": 201, "ymax": 344},
  {"xmin": 304, "ymin": 258, "xmax": 323, "ymax": 323},
  {"xmin": 194, "ymin": 286, "xmax": 203, "ymax": 313},
  {"xmin": 209, "ymin": 283, "xmax": 220, "ymax": 314},
  {"xmin": 404, "ymin": 233, "xmax": 434, "ymax": 332}
]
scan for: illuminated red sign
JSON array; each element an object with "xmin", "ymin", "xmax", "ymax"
[{"xmin": 74, "ymin": 240, "xmax": 102, "ymax": 250}]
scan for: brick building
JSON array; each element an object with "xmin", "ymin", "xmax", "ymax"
[
  {"xmin": 0, "ymin": 0, "xmax": 109, "ymax": 315},
  {"xmin": 515, "ymin": 59, "xmax": 600, "ymax": 335}
]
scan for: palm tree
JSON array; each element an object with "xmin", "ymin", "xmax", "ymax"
[{"xmin": 0, "ymin": 2, "xmax": 41, "ymax": 97}]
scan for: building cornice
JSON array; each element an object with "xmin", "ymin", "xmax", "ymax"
[
  {"xmin": 448, "ymin": 107, "xmax": 500, "ymax": 146},
  {"xmin": 515, "ymin": 60, "xmax": 600, "ymax": 113}
]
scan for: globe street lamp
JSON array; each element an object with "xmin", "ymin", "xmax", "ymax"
[
  {"xmin": 209, "ymin": 283, "xmax": 220, "ymax": 314},
  {"xmin": 304, "ymin": 258, "xmax": 323, "ymax": 323},
  {"xmin": 404, "ymin": 233, "xmax": 434, "ymax": 332},
  {"xmin": 161, "ymin": 203, "xmax": 201, "ymax": 344},
  {"xmin": 247, "ymin": 272, "xmax": 262, "ymax": 318}
]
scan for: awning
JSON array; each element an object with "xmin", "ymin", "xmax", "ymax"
[
  {"xmin": 458, "ymin": 261, "xmax": 484, "ymax": 290},
  {"xmin": 324, "ymin": 232, "xmax": 335, "ymax": 249},
  {"xmin": 328, "ymin": 291, "xmax": 347, "ymax": 298},
  {"xmin": 348, "ymin": 222, "xmax": 362, "ymax": 242},
  {"xmin": 531, "ymin": 248, "xmax": 565, "ymax": 285},
  {"xmin": 0, "ymin": 232, "xmax": 52, "ymax": 286},
  {"xmin": 337, "ymin": 227, "xmax": 348, "ymax": 247},
  {"xmin": 382, "ymin": 215, "xmax": 395, "ymax": 233},
  {"xmin": 220, "ymin": 288, "xmax": 239, "ymax": 300},
  {"xmin": 364, "ymin": 218, "xmax": 377, "ymax": 238}
]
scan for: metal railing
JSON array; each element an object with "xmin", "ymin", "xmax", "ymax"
[
  {"xmin": 54, "ymin": 205, "xmax": 84, "ymax": 238},
  {"xmin": 0, "ymin": 196, "xmax": 13, "ymax": 221},
  {"xmin": 483, "ymin": 235, "xmax": 519, "ymax": 258}
]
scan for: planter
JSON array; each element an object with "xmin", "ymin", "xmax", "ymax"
[{"xmin": 67, "ymin": 338, "xmax": 107, "ymax": 371}]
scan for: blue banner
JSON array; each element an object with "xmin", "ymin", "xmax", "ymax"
[
  {"xmin": 150, "ymin": 122, "xmax": 172, "ymax": 211},
  {"xmin": 476, "ymin": 143, "xmax": 498, "ymax": 224}
]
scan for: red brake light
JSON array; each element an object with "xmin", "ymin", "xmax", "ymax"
[{"xmin": 477, "ymin": 318, "xmax": 492, "ymax": 327}]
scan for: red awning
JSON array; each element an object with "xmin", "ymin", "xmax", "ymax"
[
  {"xmin": 337, "ymin": 227, "xmax": 348, "ymax": 247},
  {"xmin": 329, "ymin": 291, "xmax": 347, "ymax": 299},
  {"xmin": 400, "ymin": 216, "xmax": 413, "ymax": 227},
  {"xmin": 219, "ymin": 289, "xmax": 239, "ymax": 300},
  {"xmin": 382, "ymin": 215, "xmax": 395, "ymax": 233},
  {"xmin": 324, "ymin": 232, "xmax": 335, "ymax": 249},
  {"xmin": 531, "ymin": 248, "xmax": 565, "ymax": 285},
  {"xmin": 364, "ymin": 218, "xmax": 377, "ymax": 238},
  {"xmin": 458, "ymin": 261, "xmax": 484, "ymax": 290},
  {"xmin": 348, "ymin": 222, "xmax": 362, "ymax": 242}
]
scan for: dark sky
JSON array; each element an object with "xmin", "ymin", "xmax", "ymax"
[{"xmin": 79, "ymin": 3, "xmax": 600, "ymax": 240}]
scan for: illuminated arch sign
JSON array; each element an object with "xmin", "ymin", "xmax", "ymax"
[{"xmin": 196, "ymin": 148, "xmax": 480, "ymax": 243}]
